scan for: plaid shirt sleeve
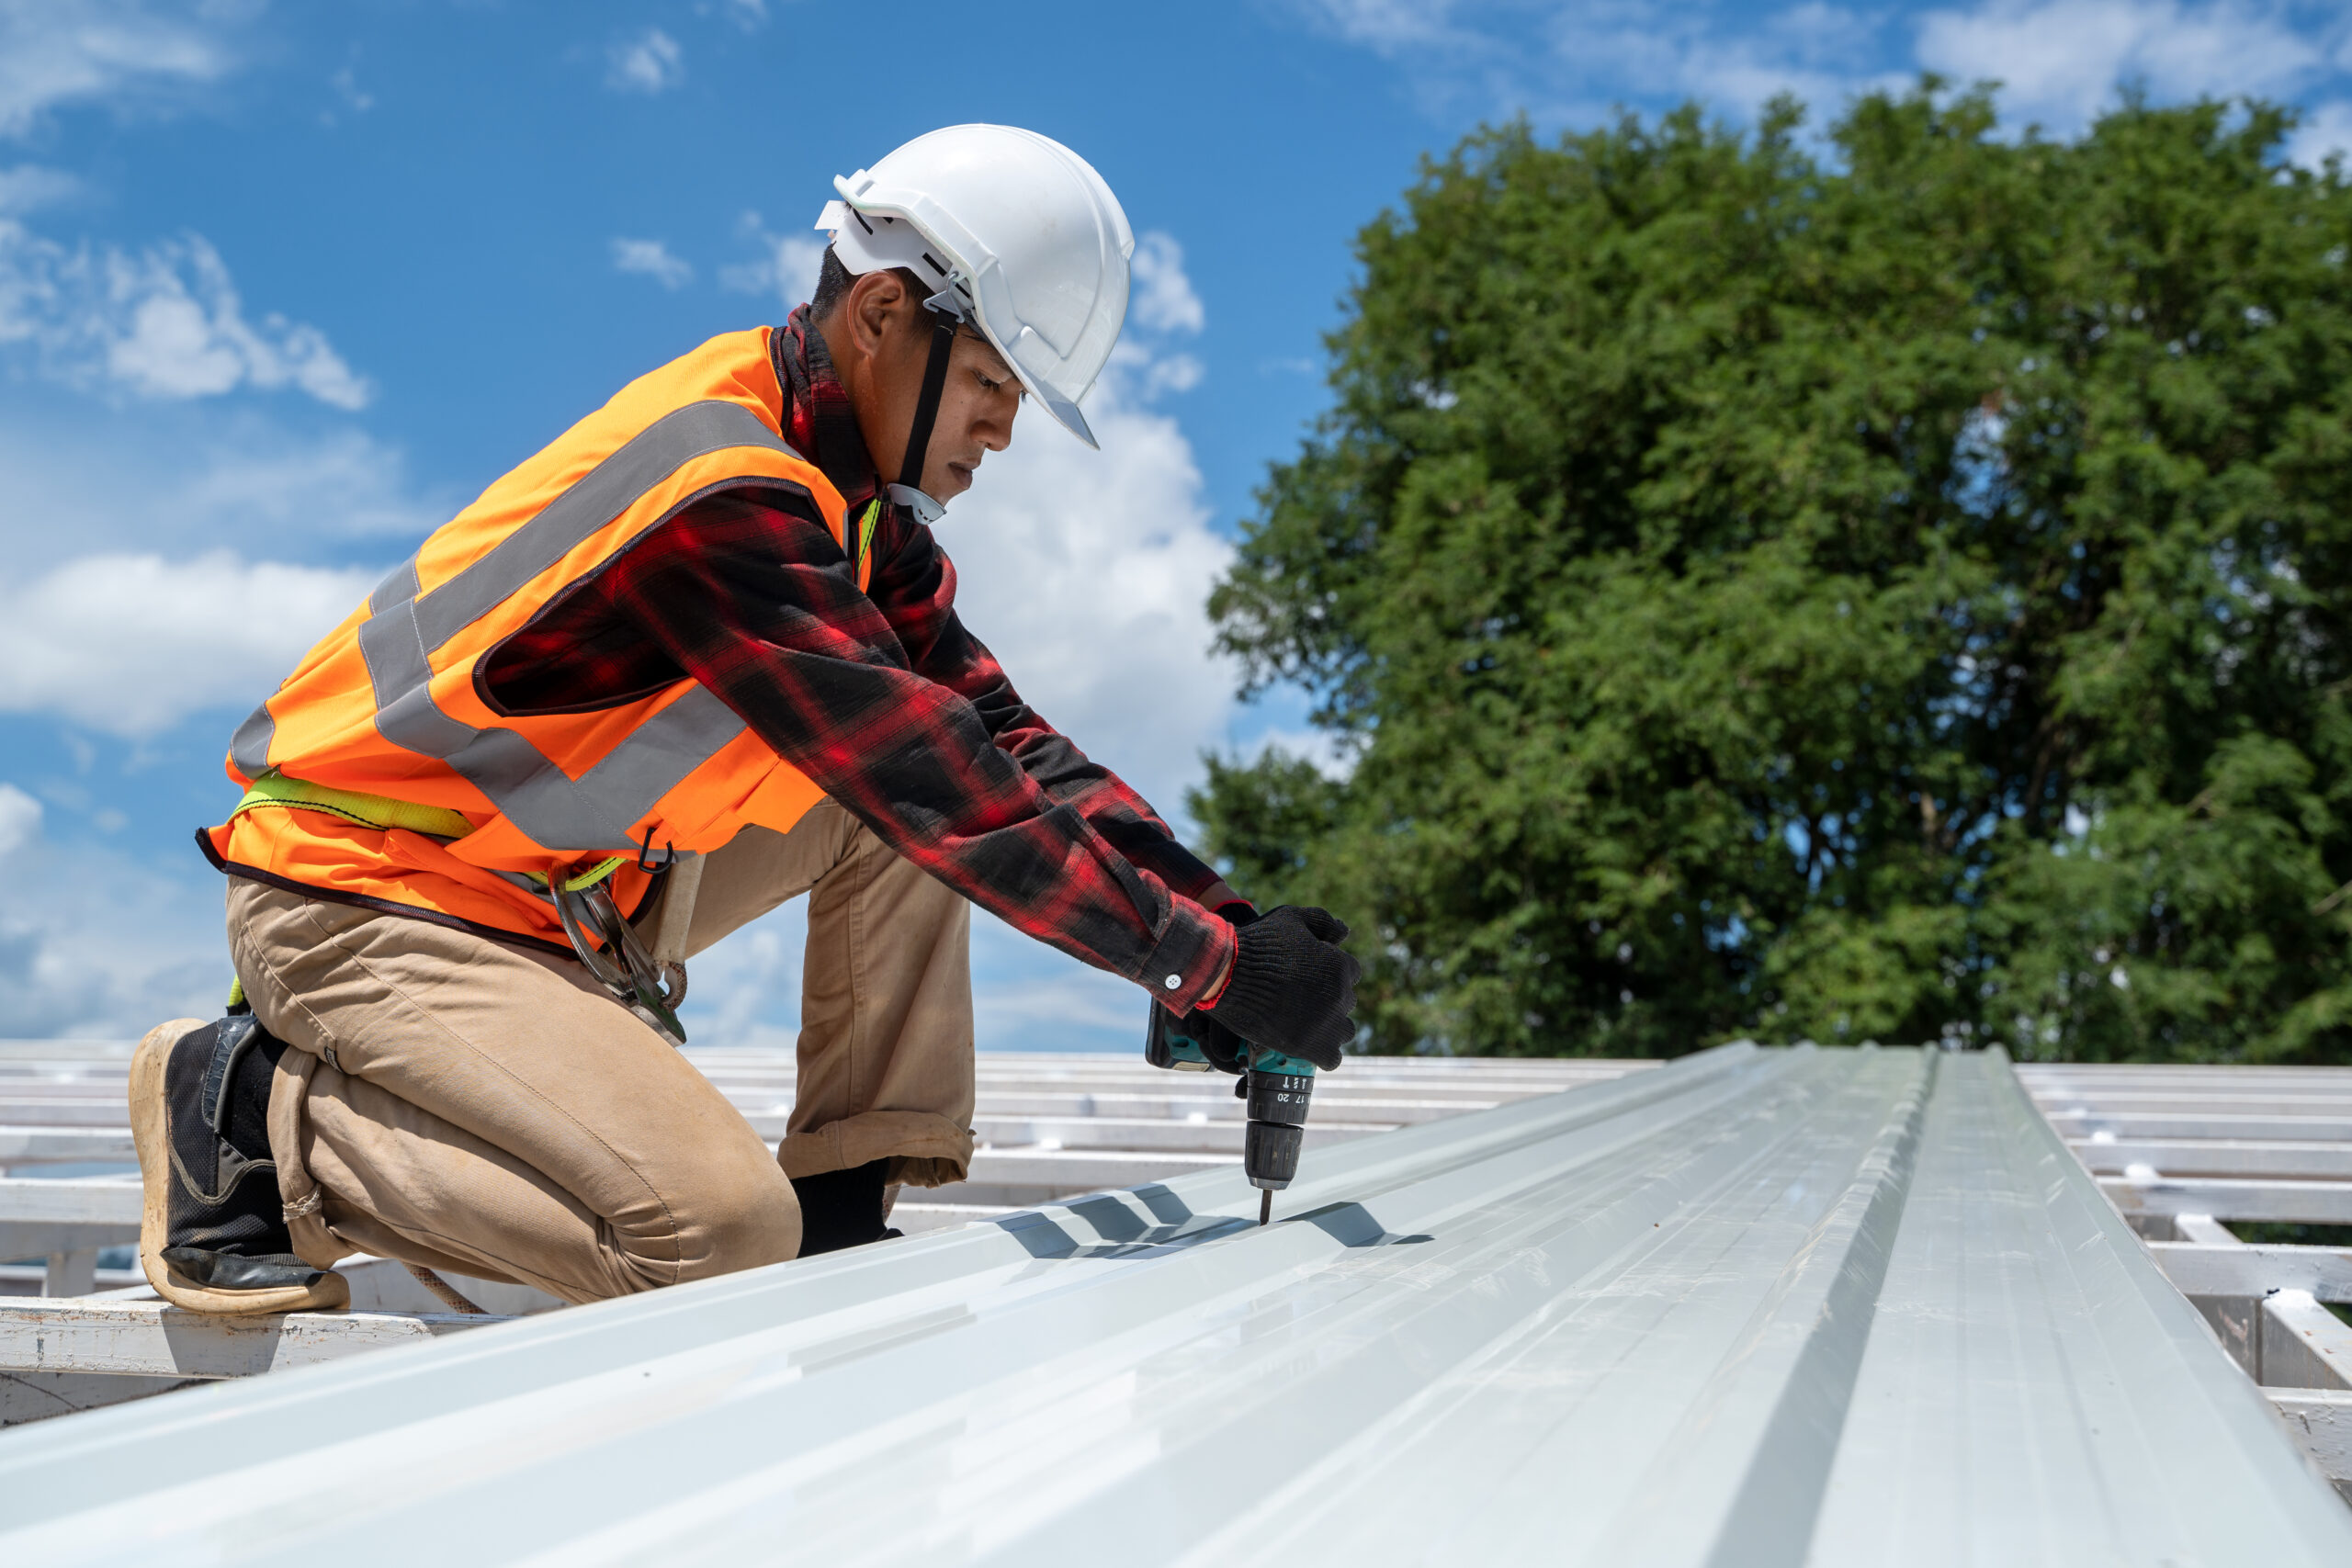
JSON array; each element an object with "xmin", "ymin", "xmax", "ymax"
[
  {"xmin": 855, "ymin": 503, "xmax": 1250, "ymax": 917},
  {"xmin": 596, "ymin": 486, "xmax": 1239, "ymax": 1011}
]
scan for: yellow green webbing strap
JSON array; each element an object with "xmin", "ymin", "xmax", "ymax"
[
  {"xmin": 854, "ymin": 498, "xmax": 879, "ymax": 592},
  {"xmin": 230, "ymin": 770, "xmax": 627, "ymax": 895},
  {"xmin": 232, "ymin": 770, "xmax": 476, "ymax": 840},
  {"xmin": 232, "ymin": 775, "xmax": 630, "ymax": 902},
  {"xmin": 525, "ymin": 856, "xmax": 628, "ymax": 893},
  {"xmin": 226, "ymin": 974, "xmax": 245, "ymax": 1010}
]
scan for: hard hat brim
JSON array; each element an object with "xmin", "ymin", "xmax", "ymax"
[{"xmin": 1030, "ymin": 386, "xmax": 1097, "ymax": 450}]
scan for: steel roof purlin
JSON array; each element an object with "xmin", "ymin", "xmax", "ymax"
[{"xmin": 0, "ymin": 1041, "xmax": 2346, "ymax": 1567}]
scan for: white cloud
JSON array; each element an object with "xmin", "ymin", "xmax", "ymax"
[
  {"xmin": 942, "ymin": 355, "xmax": 1235, "ymax": 818},
  {"xmin": 0, "ymin": 221, "xmax": 369, "ymax": 408},
  {"xmin": 0, "ymin": 783, "xmax": 39, "ymax": 858},
  {"xmin": 1498, "ymin": 2, "xmax": 1910, "ymax": 126},
  {"xmin": 329, "ymin": 66, "xmax": 374, "ymax": 115},
  {"xmin": 1300, "ymin": 0, "xmax": 1914, "ymax": 127},
  {"xmin": 0, "ymin": 551, "xmax": 377, "ymax": 737},
  {"xmin": 0, "ymin": 413, "xmax": 438, "ymax": 578},
  {"xmin": 969, "ymin": 909, "xmax": 1148, "ymax": 1053},
  {"xmin": 720, "ymin": 212, "xmax": 826, "ymax": 310},
  {"xmin": 1247, "ymin": 726, "xmax": 1360, "ymax": 781},
  {"xmin": 703, "ymin": 0, "xmax": 769, "ymax": 31},
  {"xmin": 171, "ymin": 429, "xmax": 437, "ymax": 541},
  {"xmin": 1296, "ymin": 0, "xmax": 1464, "ymax": 51},
  {"xmin": 0, "ymin": 164, "xmax": 76, "ymax": 215},
  {"xmin": 611, "ymin": 236, "xmax": 694, "ymax": 289},
  {"xmin": 0, "ymin": 803, "xmax": 231, "ymax": 1038},
  {"xmin": 1143, "ymin": 352, "xmax": 1205, "ymax": 397},
  {"xmin": 1129, "ymin": 231, "xmax": 1206, "ymax": 335},
  {"xmin": 0, "ymin": 0, "xmax": 236, "ymax": 140},
  {"xmin": 1655, "ymin": 6, "xmax": 1908, "ymax": 118},
  {"xmin": 2290, "ymin": 98, "xmax": 2352, "ymax": 165},
  {"xmin": 1299, "ymin": 0, "xmax": 2352, "ymax": 148},
  {"xmin": 1295, "ymin": 0, "xmax": 1547, "ymax": 120},
  {"xmin": 606, "ymin": 28, "xmax": 685, "ymax": 95},
  {"xmin": 1916, "ymin": 0, "xmax": 2328, "ymax": 133},
  {"xmin": 1106, "ymin": 338, "xmax": 1205, "ymax": 403}
]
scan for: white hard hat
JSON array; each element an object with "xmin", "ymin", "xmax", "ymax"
[{"xmin": 816, "ymin": 124, "xmax": 1135, "ymax": 451}]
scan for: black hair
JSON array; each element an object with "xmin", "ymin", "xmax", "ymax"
[{"xmin": 809, "ymin": 247, "xmax": 859, "ymax": 319}]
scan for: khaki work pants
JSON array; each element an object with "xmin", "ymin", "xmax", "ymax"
[{"xmin": 225, "ymin": 800, "xmax": 975, "ymax": 1304}]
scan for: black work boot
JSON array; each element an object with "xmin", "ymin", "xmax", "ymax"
[
  {"xmin": 789, "ymin": 1157, "xmax": 905, "ymax": 1257},
  {"xmin": 130, "ymin": 1015, "xmax": 347, "ymax": 1314}
]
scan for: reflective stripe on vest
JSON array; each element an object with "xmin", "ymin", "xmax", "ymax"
[{"xmin": 232, "ymin": 400, "xmax": 799, "ymax": 855}]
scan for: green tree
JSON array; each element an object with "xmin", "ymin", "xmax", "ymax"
[{"xmin": 1195, "ymin": 85, "xmax": 2352, "ymax": 1063}]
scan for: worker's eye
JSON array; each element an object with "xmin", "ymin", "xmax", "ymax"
[{"xmin": 973, "ymin": 370, "xmax": 1003, "ymax": 394}]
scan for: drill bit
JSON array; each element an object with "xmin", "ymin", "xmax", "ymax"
[{"xmin": 1260, "ymin": 1189, "xmax": 1272, "ymax": 1227}]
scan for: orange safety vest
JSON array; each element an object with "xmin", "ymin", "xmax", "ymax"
[{"xmin": 203, "ymin": 328, "xmax": 874, "ymax": 949}]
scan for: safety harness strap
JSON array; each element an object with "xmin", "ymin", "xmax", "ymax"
[
  {"xmin": 894, "ymin": 310, "xmax": 960, "ymax": 497},
  {"xmin": 230, "ymin": 771, "xmax": 627, "ymax": 893},
  {"xmin": 232, "ymin": 770, "xmax": 475, "ymax": 840}
]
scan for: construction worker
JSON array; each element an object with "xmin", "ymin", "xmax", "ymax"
[{"xmin": 130, "ymin": 125, "xmax": 1363, "ymax": 1314}]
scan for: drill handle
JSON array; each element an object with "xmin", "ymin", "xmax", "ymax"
[
  {"xmin": 1143, "ymin": 1004, "xmax": 1216, "ymax": 1070},
  {"xmin": 1145, "ymin": 1003, "xmax": 1320, "ymax": 1079}
]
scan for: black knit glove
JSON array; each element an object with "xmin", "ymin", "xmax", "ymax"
[{"xmin": 1203, "ymin": 905, "xmax": 1361, "ymax": 1071}]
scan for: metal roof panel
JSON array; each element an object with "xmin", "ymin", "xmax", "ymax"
[{"xmin": 0, "ymin": 1043, "xmax": 2340, "ymax": 1566}]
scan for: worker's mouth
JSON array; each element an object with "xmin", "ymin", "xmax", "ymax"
[{"xmin": 942, "ymin": 460, "xmax": 978, "ymax": 494}]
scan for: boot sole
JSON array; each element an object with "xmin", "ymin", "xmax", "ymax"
[{"xmin": 130, "ymin": 1019, "xmax": 348, "ymax": 1316}]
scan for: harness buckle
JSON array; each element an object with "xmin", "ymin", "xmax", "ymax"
[{"xmin": 551, "ymin": 880, "xmax": 688, "ymax": 1046}]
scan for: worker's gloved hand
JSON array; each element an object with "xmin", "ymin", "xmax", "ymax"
[{"xmin": 1202, "ymin": 905, "xmax": 1361, "ymax": 1071}]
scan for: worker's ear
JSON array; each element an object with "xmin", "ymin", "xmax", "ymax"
[{"xmin": 842, "ymin": 269, "xmax": 913, "ymax": 365}]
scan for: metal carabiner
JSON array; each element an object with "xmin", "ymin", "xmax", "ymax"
[{"xmin": 552, "ymin": 879, "xmax": 689, "ymax": 1046}]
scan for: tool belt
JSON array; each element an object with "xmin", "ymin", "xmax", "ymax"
[{"xmin": 230, "ymin": 771, "xmax": 690, "ymax": 1043}]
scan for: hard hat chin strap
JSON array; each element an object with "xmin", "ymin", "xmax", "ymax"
[{"xmin": 886, "ymin": 303, "xmax": 961, "ymax": 525}]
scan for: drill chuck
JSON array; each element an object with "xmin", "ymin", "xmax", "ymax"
[
  {"xmin": 1242, "ymin": 1068, "xmax": 1314, "ymax": 1190},
  {"xmin": 1143, "ymin": 1006, "xmax": 1320, "ymax": 1216}
]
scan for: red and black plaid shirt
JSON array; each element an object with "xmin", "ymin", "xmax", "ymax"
[{"xmin": 481, "ymin": 310, "xmax": 1241, "ymax": 1010}]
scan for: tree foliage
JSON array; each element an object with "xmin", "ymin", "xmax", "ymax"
[{"xmin": 1194, "ymin": 85, "xmax": 2352, "ymax": 1063}]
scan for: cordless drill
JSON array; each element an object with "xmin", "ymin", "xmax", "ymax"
[{"xmin": 1145, "ymin": 1007, "xmax": 1316, "ymax": 1225}]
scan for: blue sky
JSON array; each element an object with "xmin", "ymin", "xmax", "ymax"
[{"xmin": 2, "ymin": 0, "xmax": 2348, "ymax": 1050}]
